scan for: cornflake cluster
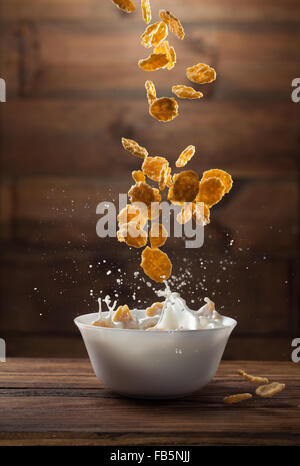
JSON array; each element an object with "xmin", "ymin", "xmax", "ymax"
[
  {"xmin": 119, "ymin": 137, "xmax": 232, "ymax": 283},
  {"xmin": 110, "ymin": 3, "xmax": 232, "ymax": 294},
  {"xmin": 110, "ymin": 0, "xmax": 216, "ymax": 122},
  {"xmin": 223, "ymin": 369, "xmax": 286, "ymax": 404}
]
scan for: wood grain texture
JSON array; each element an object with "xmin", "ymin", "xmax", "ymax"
[
  {"xmin": 2, "ymin": 22, "xmax": 299, "ymax": 98},
  {"xmin": 1, "ymin": 0, "xmax": 300, "ymax": 23},
  {"xmin": 0, "ymin": 359, "xmax": 299, "ymax": 446},
  {"xmin": 1, "ymin": 100, "xmax": 299, "ymax": 177}
]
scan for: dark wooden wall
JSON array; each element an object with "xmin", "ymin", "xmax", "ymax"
[{"xmin": 0, "ymin": 0, "xmax": 299, "ymax": 359}]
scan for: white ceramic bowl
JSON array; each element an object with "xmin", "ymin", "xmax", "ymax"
[{"xmin": 75, "ymin": 311, "xmax": 237, "ymax": 399}]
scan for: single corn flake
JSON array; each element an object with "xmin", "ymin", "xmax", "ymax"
[
  {"xmin": 132, "ymin": 170, "xmax": 146, "ymax": 183},
  {"xmin": 201, "ymin": 169, "xmax": 233, "ymax": 194},
  {"xmin": 141, "ymin": 0, "xmax": 151, "ymax": 24},
  {"xmin": 145, "ymin": 80, "xmax": 157, "ymax": 105},
  {"xmin": 111, "ymin": 0, "xmax": 136, "ymax": 13},
  {"xmin": 186, "ymin": 63, "xmax": 216, "ymax": 84},
  {"xmin": 142, "ymin": 156, "xmax": 169, "ymax": 182},
  {"xmin": 159, "ymin": 9, "xmax": 185, "ymax": 40},
  {"xmin": 149, "ymin": 97, "xmax": 179, "ymax": 122},
  {"xmin": 118, "ymin": 204, "xmax": 141, "ymax": 225},
  {"xmin": 141, "ymin": 21, "xmax": 168, "ymax": 48},
  {"xmin": 196, "ymin": 177, "xmax": 225, "ymax": 208},
  {"xmin": 149, "ymin": 223, "xmax": 168, "ymax": 248},
  {"xmin": 159, "ymin": 163, "xmax": 170, "ymax": 191},
  {"xmin": 176, "ymin": 203, "xmax": 193, "ymax": 225},
  {"xmin": 170, "ymin": 170, "xmax": 199, "ymax": 203},
  {"xmin": 113, "ymin": 305, "xmax": 134, "ymax": 327},
  {"xmin": 237, "ymin": 369, "xmax": 269, "ymax": 384},
  {"xmin": 146, "ymin": 302, "xmax": 164, "ymax": 317},
  {"xmin": 192, "ymin": 202, "xmax": 210, "ymax": 226},
  {"xmin": 117, "ymin": 223, "xmax": 148, "ymax": 249},
  {"xmin": 138, "ymin": 53, "xmax": 169, "ymax": 71},
  {"xmin": 128, "ymin": 181, "xmax": 155, "ymax": 207},
  {"xmin": 256, "ymin": 382, "xmax": 285, "ymax": 398},
  {"xmin": 172, "ymin": 85, "xmax": 203, "ymax": 100},
  {"xmin": 176, "ymin": 145, "xmax": 196, "ymax": 168},
  {"xmin": 92, "ymin": 320, "xmax": 111, "ymax": 328},
  {"xmin": 141, "ymin": 246, "xmax": 172, "ymax": 283},
  {"xmin": 128, "ymin": 182, "xmax": 161, "ymax": 220},
  {"xmin": 223, "ymin": 393, "xmax": 253, "ymax": 404},
  {"xmin": 154, "ymin": 40, "xmax": 176, "ymax": 70},
  {"xmin": 169, "ymin": 46, "xmax": 176, "ymax": 69},
  {"xmin": 122, "ymin": 137, "xmax": 148, "ymax": 159}
]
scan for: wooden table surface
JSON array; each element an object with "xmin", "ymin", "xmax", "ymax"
[{"xmin": 0, "ymin": 359, "xmax": 299, "ymax": 446}]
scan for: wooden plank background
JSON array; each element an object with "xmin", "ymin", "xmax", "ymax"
[{"xmin": 0, "ymin": 0, "xmax": 299, "ymax": 358}]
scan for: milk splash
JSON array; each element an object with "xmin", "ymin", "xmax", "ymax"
[{"xmin": 93, "ymin": 282, "xmax": 225, "ymax": 331}]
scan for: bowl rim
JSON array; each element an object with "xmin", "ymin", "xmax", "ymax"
[{"xmin": 74, "ymin": 312, "xmax": 237, "ymax": 334}]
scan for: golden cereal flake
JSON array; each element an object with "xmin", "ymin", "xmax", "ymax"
[
  {"xmin": 138, "ymin": 53, "xmax": 169, "ymax": 71},
  {"xmin": 92, "ymin": 320, "xmax": 111, "ymax": 328},
  {"xmin": 122, "ymin": 137, "xmax": 148, "ymax": 159},
  {"xmin": 256, "ymin": 382, "xmax": 286, "ymax": 398},
  {"xmin": 223, "ymin": 393, "xmax": 253, "ymax": 404},
  {"xmin": 117, "ymin": 223, "xmax": 148, "ymax": 248},
  {"xmin": 172, "ymin": 85, "xmax": 203, "ymax": 100},
  {"xmin": 154, "ymin": 40, "xmax": 176, "ymax": 70},
  {"xmin": 192, "ymin": 202, "xmax": 210, "ymax": 226},
  {"xmin": 142, "ymin": 156, "xmax": 169, "ymax": 182},
  {"xmin": 145, "ymin": 80, "xmax": 157, "ymax": 105},
  {"xmin": 196, "ymin": 177, "xmax": 225, "ymax": 208},
  {"xmin": 186, "ymin": 63, "xmax": 216, "ymax": 84},
  {"xmin": 141, "ymin": 246, "xmax": 172, "ymax": 283},
  {"xmin": 141, "ymin": 0, "xmax": 151, "ymax": 24},
  {"xmin": 149, "ymin": 223, "xmax": 168, "ymax": 249},
  {"xmin": 170, "ymin": 170, "xmax": 199, "ymax": 203},
  {"xmin": 149, "ymin": 97, "xmax": 179, "ymax": 122},
  {"xmin": 169, "ymin": 46, "xmax": 176, "ymax": 69},
  {"xmin": 117, "ymin": 204, "xmax": 141, "ymax": 225},
  {"xmin": 237, "ymin": 369, "xmax": 269, "ymax": 384},
  {"xmin": 111, "ymin": 0, "xmax": 136, "ymax": 13},
  {"xmin": 132, "ymin": 170, "xmax": 146, "ymax": 183},
  {"xmin": 201, "ymin": 169, "xmax": 233, "ymax": 194},
  {"xmin": 128, "ymin": 181, "xmax": 155, "ymax": 207},
  {"xmin": 159, "ymin": 9, "xmax": 185, "ymax": 40},
  {"xmin": 113, "ymin": 305, "xmax": 134, "ymax": 327},
  {"xmin": 141, "ymin": 21, "xmax": 168, "ymax": 48},
  {"xmin": 159, "ymin": 163, "xmax": 170, "ymax": 191},
  {"xmin": 146, "ymin": 302, "xmax": 164, "ymax": 317},
  {"xmin": 176, "ymin": 145, "xmax": 196, "ymax": 168}
]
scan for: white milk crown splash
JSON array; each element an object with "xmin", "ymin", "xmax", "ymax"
[
  {"xmin": 153, "ymin": 282, "xmax": 223, "ymax": 330},
  {"xmin": 92, "ymin": 282, "xmax": 224, "ymax": 331}
]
